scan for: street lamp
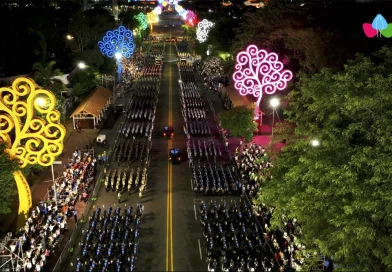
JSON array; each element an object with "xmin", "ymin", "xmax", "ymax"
[
  {"xmin": 66, "ymin": 34, "xmax": 74, "ymax": 40},
  {"xmin": 77, "ymin": 62, "xmax": 86, "ymax": 69},
  {"xmin": 270, "ymin": 97, "xmax": 280, "ymax": 139},
  {"xmin": 51, "ymin": 161, "xmax": 62, "ymax": 207},
  {"xmin": 114, "ymin": 52, "xmax": 122, "ymax": 60},
  {"xmin": 311, "ymin": 139, "xmax": 320, "ymax": 147}
]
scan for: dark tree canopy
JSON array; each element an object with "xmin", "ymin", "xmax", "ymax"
[
  {"xmin": 218, "ymin": 105, "xmax": 257, "ymax": 142},
  {"xmin": 258, "ymin": 47, "xmax": 392, "ymax": 271}
]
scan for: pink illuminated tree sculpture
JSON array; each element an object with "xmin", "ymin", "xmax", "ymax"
[
  {"xmin": 232, "ymin": 45, "xmax": 293, "ymax": 116},
  {"xmin": 185, "ymin": 10, "xmax": 197, "ymax": 26}
]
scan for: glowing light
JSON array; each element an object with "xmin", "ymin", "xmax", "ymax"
[
  {"xmin": 270, "ymin": 97, "xmax": 279, "ymax": 108},
  {"xmin": 232, "ymin": 45, "xmax": 293, "ymax": 109},
  {"xmin": 147, "ymin": 12, "xmax": 159, "ymax": 24},
  {"xmin": 162, "ymin": 1, "xmax": 168, "ymax": 7},
  {"xmin": 311, "ymin": 139, "xmax": 320, "ymax": 147},
  {"xmin": 153, "ymin": 6, "xmax": 162, "ymax": 15},
  {"xmin": 134, "ymin": 12, "xmax": 148, "ymax": 30},
  {"xmin": 98, "ymin": 26, "xmax": 135, "ymax": 59},
  {"xmin": 158, "ymin": 0, "xmax": 164, "ymax": 3},
  {"xmin": 35, "ymin": 97, "xmax": 47, "ymax": 107},
  {"xmin": 196, "ymin": 19, "xmax": 215, "ymax": 43},
  {"xmin": 175, "ymin": 4, "xmax": 183, "ymax": 13},
  {"xmin": 115, "ymin": 52, "xmax": 122, "ymax": 60},
  {"xmin": 0, "ymin": 77, "xmax": 66, "ymax": 228},
  {"xmin": 77, "ymin": 62, "xmax": 86, "ymax": 69},
  {"xmin": 185, "ymin": 10, "xmax": 197, "ymax": 26},
  {"xmin": 66, "ymin": 34, "xmax": 73, "ymax": 40}
]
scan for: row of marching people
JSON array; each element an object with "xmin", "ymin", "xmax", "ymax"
[
  {"xmin": 104, "ymin": 167, "xmax": 147, "ymax": 194},
  {"xmin": 148, "ymin": 44, "xmax": 165, "ymax": 57},
  {"xmin": 200, "ymin": 200, "xmax": 273, "ymax": 272},
  {"xmin": 141, "ymin": 65, "xmax": 162, "ymax": 77},
  {"xmin": 75, "ymin": 204, "xmax": 144, "ymax": 271},
  {"xmin": 112, "ymin": 139, "xmax": 151, "ymax": 165}
]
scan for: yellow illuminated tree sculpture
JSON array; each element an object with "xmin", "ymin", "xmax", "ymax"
[
  {"xmin": 147, "ymin": 12, "xmax": 159, "ymax": 32},
  {"xmin": 0, "ymin": 77, "xmax": 66, "ymax": 229}
]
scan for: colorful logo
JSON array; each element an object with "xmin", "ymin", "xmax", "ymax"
[{"xmin": 363, "ymin": 14, "xmax": 392, "ymax": 38}]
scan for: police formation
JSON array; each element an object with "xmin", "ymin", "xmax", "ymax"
[
  {"xmin": 75, "ymin": 204, "xmax": 144, "ymax": 272},
  {"xmin": 192, "ymin": 162, "xmax": 241, "ymax": 195},
  {"xmin": 180, "ymin": 82, "xmax": 210, "ymax": 136},
  {"xmin": 200, "ymin": 200, "xmax": 275, "ymax": 272},
  {"xmin": 121, "ymin": 82, "xmax": 159, "ymax": 139}
]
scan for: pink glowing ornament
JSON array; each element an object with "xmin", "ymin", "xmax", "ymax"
[
  {"xmin": 185, "ymin": 10, "xmax": 197, "ymax": 26},
  {"xmin": 232, "ymin": 45, "xmax": 293, "ymax": 111}
]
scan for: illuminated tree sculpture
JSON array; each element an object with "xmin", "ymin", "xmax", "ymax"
[
  {"xmin": 147, "ymin": 12, "xmax": 159, "ymax": 31},
  {"xmin": 0, "ymin": 77, "xmax": 66, "ymax": 228},
  {"xmin": 98, "ymin": 26, "xmax": 135, "ymax": 79},
  {"xmin": 233, "ymin": 44, "xmax": 293, "ymax": 114},
  {"xmin": 196, "ymin": 19, "xmax": 214, "ymax": 43},
  {"xmin": 134, "ymin": 12, "xmax": 148, "ymax": 31},
  {"xmin": 185, "ymin": 10, "xmax": 197, "ymax": 26}
]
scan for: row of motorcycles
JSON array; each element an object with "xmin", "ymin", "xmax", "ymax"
[
  {"xmin": 187, "ymin": 139, "xmax": 222, "ymax": 161},
  {"xmin": 192, "ymin": 162, "xmax": 241, "ymax": 195},
  {"xmin": 76, "ymin": 205, "xmax": 144, "ymax": 272},
  {"xmin": 105, "ymin": 167, "xmax": 146, "ymax": 193},
  {"xmin": 201, "ymin": 200, "xmax": 275, "ymax": 272},
  {"xmin": 112, "ymin": 139, "xmax": 151, "ymax": 164}
]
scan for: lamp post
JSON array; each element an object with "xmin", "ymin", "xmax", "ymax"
[
  {"xmin": 51, "ymin": 161, "xmax": 62, "ymax": 207},
  {"xmin": 270, "ymin": 97, "xmax": 280, "ymax": 140}
]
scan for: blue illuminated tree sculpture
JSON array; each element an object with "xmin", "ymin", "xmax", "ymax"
[{"xmin": 98, "ymin": 26, "xmax": 135, "ymax": 80}]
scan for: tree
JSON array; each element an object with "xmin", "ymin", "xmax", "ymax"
[
  {"xmin": 208, "ymin": 17, "xmax": 237, "ymax": 53},
  {"xmin": 70, "ymin": 67, "xmax": 97, "ymax": 98},
  {"xmin": 68, "ymin": 11, "xmax": 90, "ymax": 53},
  {"xmin": 218, "ymin": 105, "xmax": 257, "ymax": 142},
  {"xmin": 257, "ymin": 47, "xmax": 392, "ymax": 271},
  {"xmin": 233, "ymin": 2, "xmax": 342, "ymax": 74},
  {"xmin": 0, "ymin": 143, "xmax": 18, "ymax": 215},
  {"xmin": 32, "ymin": 61, "xmax": 63, "ymax": 91}
]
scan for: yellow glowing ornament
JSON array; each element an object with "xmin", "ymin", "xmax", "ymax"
[
  {"xmin": 0, "ymin": 77, "xmax": 66, "ymax": 229},
  {"xmin": 162, "ymin": 1, "xmax": 168, "ymax": 7},
  {"xmin": 147, "ymin": 12, "xmax": 159, "ymax": 24}
]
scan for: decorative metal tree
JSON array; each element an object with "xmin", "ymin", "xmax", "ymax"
[
  {"xmin": 0, "ymin": 77, "xmax": 66, "ymax": 229},
  {"xmin": 147, "ymin": 12, "xmax": 159, "ymax": 31},
  {"xmin": 134, "ymin": 12, "xmax": 148, "ymax": 31},
  {"xmin": 232, "ymin": 45, "xmax": 293, "ymax": 127},
  {"xmin": 196, "ymin": 19, "xmax": 214, "ymax": 43},
  {"xmin": 185, "ymin": 10, "xmax": 197, "ymax": 26},
  {"xmin": 98, "ymin": 25, "xmax": 135, "ymax": 80}
]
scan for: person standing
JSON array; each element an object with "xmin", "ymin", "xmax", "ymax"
[{"xmin": 118, "ymin": 192, "xmax": 121, "ymax": 203}]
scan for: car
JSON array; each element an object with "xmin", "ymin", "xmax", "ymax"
[
  {"xmin": 165, "ymin": 37, "xmax": 170, "ymax": 42},
  {"xmin": 171, "ymin": 37, "xmax": 177, "ymax": 42},
  {"xmin": 169, "ymin": 148, "xmax": 181, "ymax": 164},
  {"xmin": 163, "ymin": 126, "xmax": 174, "ymax": 139}
]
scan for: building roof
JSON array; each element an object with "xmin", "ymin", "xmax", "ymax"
[{"xmin": 70, "ymin": 86, "xmax": 112, "ymax": 118}]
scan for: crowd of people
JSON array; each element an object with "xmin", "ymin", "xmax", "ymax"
[
  {"xmin": 234, "ymin": 142, "xmax": 315, "ymax": 271},
  {"xmin": 75, "ymin": 204, "xmax": 144, "ymax": 271},
  {"xmin": 11, "ymin": 149, "xmax": 97, "ymax": 271}
]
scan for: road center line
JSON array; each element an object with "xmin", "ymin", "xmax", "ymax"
[
  {"xmin": 198, "ymin": 239, "xmax": 203, "ymax": 260},
  {"xmin": 194, "ymin": 204, "xmax": 197, "ymax": 220}
]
